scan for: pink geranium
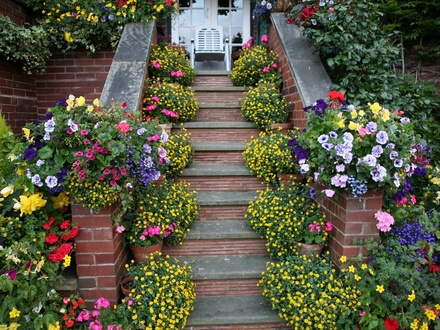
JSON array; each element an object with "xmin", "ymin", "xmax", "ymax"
[
  {"xmin": 374, "ymin": 211, "xmax": 394, "ymax": 232},
  {"xmin": 115, "ymin": 120, "xmax": 130, "ymax": 134}
]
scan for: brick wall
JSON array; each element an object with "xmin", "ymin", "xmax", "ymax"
[
  {"xmin": 0, "ymin": 0, "xmax": 33, "ymax": 25},
  {"xmin": 268, "ymin": 22, "xmax": 307, "ymax": 128},
  {"xmin": 35, "ymin": 51, "xmax": 114, "ymax": 117}
]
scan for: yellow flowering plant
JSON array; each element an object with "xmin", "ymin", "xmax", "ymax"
[
  {"xmin": 148, "ymin": 43, "xmax": 195, "ymax": 87},
  {"xmin": 122, "ymin": 180, "xmax": 198, "ymax": 248},
  {"xmin": 246, "ymin": 181, "xmax": 330, "ymax": 259},
  {"xmin": 291, "ymin": 90, "xmax": 419, "ymax": 198},
  {"xmin": 162, "ymin": 126, "xmax": 194, "ymax": 179},
  {"xmin": 259, "ymin": 253, "xmax": 361, "ymax": 329},
  {"xmin": 28, "ymin": 0, "xmax": 178, "ymax": 52},
  {"xmin": 243, "ymin": 129, "xmax": 298, "ymax": 184},
  {"xmin": 113, "ymin": 253, "xmax": 196, "ymax": 329},
  {"xmin": 240, "ymin": 84, "xmax": 289, "ymax": 130},
  {"xmin": 143, "ymin": 80, "xmax": 199, "ymax": 124},
  {"xmin": 230, "ymin": 35, "xmax": 282, "ymax": 87}
]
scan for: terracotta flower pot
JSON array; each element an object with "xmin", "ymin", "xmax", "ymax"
[
  {"xmin": 270, "ymin": 122, "xmax": 292, "ymax": 134},
  {"xmin": 129, "ymin": 241, "xmax": 163, "ymax": 264},
  {"xmin": 120, "ymin": 276, "xmax": 133, "ymax": 296},
  {"xmin": 296, "ymin": 242, "xmax": 324, "ymax": 257}
]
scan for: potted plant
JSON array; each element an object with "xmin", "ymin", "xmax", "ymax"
[
  {"xmin": 148, "ymin": 43, "xmax": 195, "ymax": 87},
  {"xmin": 259, "ymin": 254, "xmax": 361, "ymax": 328},
  {"xmin": 243, "ymin": 129, "xmax": 297, "ymax": 184},
  {"xmin": 122, "ymin": 180, "xmax": 198, "ymax": 262},
  {"xmin": 143, "ymin": 80, "xmax": 199, "ymax": 125},
  {"xmin": 245, "ymin": 181, "xmax": 330, "ymax": 260},
  {"xmin": 290, "ymin": 90, "xmax": 419, "ymax": 198},
  {"xmin": 240, "ymin": 84, "xmax": 290, "ymax": 131},
  {"xmin": 161, "ymin": 125, "xmax": 194, "ymax": 179},
  {"xmin": 230, "ymin": 35, "xmax": 282, "ymax": 87},
  {"xmin": 20, "ymin": 96, "xmax": 167, "ymax": 218}
]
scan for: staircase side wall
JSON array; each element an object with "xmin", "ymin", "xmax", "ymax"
[{"xmin": 269, "ymin": 13, "xmax": 332, "ymax": 128}]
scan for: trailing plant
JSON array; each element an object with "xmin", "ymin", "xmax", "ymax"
[{"xmin": 0, "ymin": 14, "xmax": 51, "ymax": 74}]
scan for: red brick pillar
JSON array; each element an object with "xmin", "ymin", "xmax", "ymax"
[
  {"xmin": 72, "ymin": 201, "xmax": 129, "ymax": 307},
  {"xmin": 314, "ymin": 189, "xmax": 383, "ymax": 268}
]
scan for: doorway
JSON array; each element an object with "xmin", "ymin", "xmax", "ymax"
[{"xmin": 172, "ymin": 0, "xmax": 251, "ymax": 70}]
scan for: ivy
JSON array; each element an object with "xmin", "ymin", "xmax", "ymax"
[{"xmin": 0, "ymin": 14, "xmax": 51, "ymax": 75}]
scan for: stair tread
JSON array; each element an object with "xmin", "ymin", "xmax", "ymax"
[
  {"xmin": 183, "ymin": 164, "xmax": 251, "ymax": 176},
  {"xmin": 196, "ymin": 191, "xmax": 257, "ymax": 205},
  {"xmin": 183, "ymin": 122, "xmax": 256, "ymax": 129},
  {"xmin": 193, "ymin": 86, "xmax": 246, "ymax": 92},
  {"xmin": 186, "ymin": 295, "xmax": 284, "ymax": 326},
  {"xmin": 186, "ymin": 220, "xmax": 259, "ymax": 240},
  {"xmin": 192, "ymin": 142, "xmax": 246, "ymax": 151},
  {"xmin": 197, "ymin": 102, "xmax": 240, "ymax": 108},
  {"xmin": 180, "ymin": 255, "xmax": 269, "ymax": 280}
]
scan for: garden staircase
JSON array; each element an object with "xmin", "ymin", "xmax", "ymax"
[{"xmin": 162, "ymin": 72, "xmax": 290, "ymax": 329}]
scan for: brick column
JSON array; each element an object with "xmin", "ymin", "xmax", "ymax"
[
  {"xmin": 314, "ymin": 189, "xmax": 383, "ymax": 268},
  {"xmin": 72, "ymin": 201, "xmax": 128, "ymax": 308}
]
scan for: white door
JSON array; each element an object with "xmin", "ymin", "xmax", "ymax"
[{"xmin": 172, "ymin": 0, "xmax": 251, "ymax": 70}]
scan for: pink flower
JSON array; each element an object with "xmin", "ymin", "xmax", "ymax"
[
  {"xmin": 325, "ymin": 221, "xmax": 333, "ymax": 232},
  {"xmin": 109, "ymin": 180, "xmax": 117, "ymax": 186},
  {"xmin": 80, "ymin": 129, "xmax": 89, "ymax": 135},
  {"xmin": 89, "ymin": 320, "xmax": 103, "ymax": 330},
  {"xmin": 76, "ymin": 151, "xmax": 84, "ymax": 157},
  {"xmin": 262, "ymin": 66, "xmax": 270, "ymax": 73},
  {"xmin": 120, "ymin": 168, "xmax": 127, "ymax": 175},
  {"xmin": 261, "ymin": 34, "xmax": 268, "ymax": 45},
  {"xmin": 358, "ymin": 127, "xmax": 367, "ymax": 136},
  {"xmin": 322, "ymin": 189, "xmax": 335, "ymax": 198},
  {"xmin": 66, "ymin": 129, "xmax": 74, "ymax": 135},
  {"xmin": 409, "ymin": 194, "xmax": 417, "ymax": 204},
  {"xmin": 115, "ymin": 225, "xmax": 125, "ymax": 234},
  {"xmin": 271, "ymin": 63, "xmax": 278, "ymax": 69},
  {"xmin": 152, "ymin": 60, "xmax": 161, "ymax": 69},
  {"xmin": 139, "ymin": 235, "xmax": 146, "ymax": 241},
  {"xmin": 95, "ymin": 297, "xmax": 110, "ymax": 310},
  {"xmin": 374, "ymin": 211, "xmax": 394, "ymax": 232},
  {"xmin": 328, "ymin": 7, "xmax": 334, "ymax": 12},
  {"xmin": 146, "ymin": 104, "xmax": 157, "ymax": 111},
  {"xmin": 76, "ymin": 309, "xmax": 90, "ymax": 322},
  {"xmin": 83, "ymin": 139, "xmax": 91, "ymax": 145},
  {"xmin": 148, "ymin": 134, "xmax": 160, "ymax": 142},
  {"xmin": 151, "ymin": 96, "xmax": 160, "ymax": 102},
  {"xmin": 115, "ymin": 120, "xmax": 130, "ymax": 134}
]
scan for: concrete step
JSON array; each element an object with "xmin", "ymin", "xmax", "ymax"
[
  {"xmin": 186, "ymin": 220, "xmax": 259, "ymax": 240},
  {"xmin": 183, "ymin": 164, "xmax": 251, "ymax": 176},
  {"xmin": 181, "ymin": 176, "xmax": 264, "ymax": 191},
  {"xmin": 183, "ymin": 121, "xmax": 256, "ymax": 129},
  {"xmin": 193, "ymin": 86, "xmax": 246, "ymax": 92},
  {"xmin": 196, "ymin": 191, "xmax": 257, "ymax": 206},
  {"xmin": 188, "ymin": 127, "xmax": 259, "ymax": 143},
  {"xmin": 192, "ymin": 142, "xmax": 246, "ymax": 151},
  {"xmin": 185, "ymin": 296, "xmax": 288, "ymax": 329}
]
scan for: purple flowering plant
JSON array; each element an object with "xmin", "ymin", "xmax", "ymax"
[
  {"xmin": 252, "ymin": 0, "xmax": 277, "ymax": 22},
  {"xmin": 290, "ymin": 91, "xmax": 419, "ymax": 197},
  {"xmin": 21, "ymin": 95, "xmax": 168, "ymax": 216}
]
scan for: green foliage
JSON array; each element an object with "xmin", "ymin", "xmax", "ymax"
[
  {"xmin": 0, "ymin": 14, "xmax": 51, "ymax": 74},
  {"xmin": 243, "ymin": 130, "xmax": 298, "ymax": 183},
  {"xmin": 162, "ymin": 126, "xmax": 193, "ymax": 179},
  {"xmin": 241, "ymin": 84, "xmax": 289, "ymax": 130}
]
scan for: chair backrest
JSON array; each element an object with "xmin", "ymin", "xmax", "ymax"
[{"xmin": 195, "ymin": 26, "xmax": 224, "ymax": 52}]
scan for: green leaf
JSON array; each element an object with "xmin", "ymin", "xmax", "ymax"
[{"xmin": 38, "ymin": 146, "xmax": 53, "ymax": 159}]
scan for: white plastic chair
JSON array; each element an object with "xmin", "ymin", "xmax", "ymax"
[{"xmin": 191, "ymin": 26, "xmax": 230, "ymax": 70}]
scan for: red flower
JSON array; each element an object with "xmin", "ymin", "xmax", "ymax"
[
  {"xmin": 61, "ymin": 227, "xmax": 79, "ymax": 241},
  {"xmin": 45, "ymin": 233, "xmax": 59, "ymax": 245},
  {"xmin": 60, "ymin": 220, "xmax": 71, "ymax": 230},
  {"xmin": 43, "ymin": 217, "xmax": 55, "ymax": 230},
  {"xmin": 384, "ymin": 318, "xmax": 399, "ymax": 330},
  {"xmin": 428, "ymin": 262, "xmax": 440, "ymax": 273},
  {"xmin": 328, "ymin": 90, "xmax": 345, "ymax": 101},
  {"xmin": 65, "ymin": 319, "xmax": 74, "ymax": 328}
]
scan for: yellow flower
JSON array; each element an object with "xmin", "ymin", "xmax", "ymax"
[
  {"xmin": 13, "ymin": 193, "xmax": 47, "ymax": 215},
  {"xmin": 361, "ymin": 263, "xmax": 367, "ymax": 270},
  {"xmin": 348, "ymin": 121, "xmax": 359, "ymax": 131},
  {"xmin": 420, "ymin": 322, "xmax": 428, "ymax": 330},
  {"xmin": 9, "ymin": 308, "xmax": 20, "ymax": 318},
  {"xmin": 339, "ymin": 256, "xmax": 347, "ymax": 263},
  {"xmin": 351, "ymin": 110, "xmax": 358, "ymax": 118},
  {"xmin": 381, "ymin": 109, "xmax": 390, "ymax": 121},
  {"xmin": 8, "ymin": 324, "xmax": 20, "ymax": 330},
  {"xmin": 63, "ymin": 255, "xmax": 71, "ymax": 268},
  {"xmin": 48, "ymin": 322, "xmax": 60, "ymax": 330},
  {"xmin": 425, "ymin": 309, "xmax": 436, "ymax": 321},
  {"xmin": 348, "ymin": 265, "xmax": 355, "ymax": 273},
  {"xmin": 376, "ymin": 285, "xmax": 385, "ymax": 293},
  {"xmin": 410, "ymin": 319, "xmax": 419, "ymax": 330},
  {"xmin": 22, "ymin": 127, "xmax": 31, "ymax": 140},
  {"xmin": 336, "ymin": 120, "xmax": 345, "ymax": 128},
  {"xmin": 51, "ymin": 192, "xmax": 70, "ymax": 209},
  {"xmin": 407, "ymin": 290, "xmax": 416, "ymax": 302},
  {"xmin": 64, "ymin": 32, "xmax": 73, "ymax": 43},
  {"xmin": 93, "ymin": 98, "xmax": 100, "ymax": 107},
  {"xmin": 354, "ymin": 275, "xmax": 362, "ymax": 281},
  {"xmin": 76, "ymin": 96, "xmax": 86, "ymax": 106},
  {"xmin": 370, "ymin": 102, "xmax": 381, "ymax": 114},
  {"xmin": 0, "ymin": 184, "xmax": 14, "ymax": 198},
  {"xmin": 358, "ymin": 110, "xmax": 365, "ymax": 117}
]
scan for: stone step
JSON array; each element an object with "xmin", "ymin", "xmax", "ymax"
[
  {"xmin": 192, "ymin": 142, "xmax": 246, "ymax": 151},
  {"xmin": 183, "ymin": 122, "xmax": 256, "ymax": 129},
  {"xmin": 183, "ymin": 164, "xmax": 251, "ymax": 176},
  {"xmin": 188, "ymin": 127, "xmax": 258, "ymax": 143},
  {"xmin": 181, "ymin": 176, "xmax": 264, "ymax": 191},
  {"xmin": 186, "ymin": 220, "xmax": 259, "ymax": 240},
  {"xmin": 194, "ymin": 107, "xmax": 244, "ymax": 122},
  {"xmin": 185, "ymin": 296, "xmax": 288, "ymax": 329},
  {"xmin": 196, "ymin": 191, "xmax": 257, "ymax": 206}
]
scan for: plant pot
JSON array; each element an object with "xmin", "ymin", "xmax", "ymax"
[
  {"xmin": 153, "ymin": 174, "xmax": 166, "ymax": 187},
  {"xmin": 296, "ymin": 242, "xmax": 324, "ymax": 257},
  {"xmin": 129, "ymin": 241, "xmax": 163, "ymax": 264},
  {"xmin": 276, "ymin": 173, "xmax": 303, "ymax": 186},
  {"xmin": 270, "ymin": 122, "xmax": 292, "ymax": 134},
  {"xmin": 120, "ymin": 276, "xmax": 133, "ymax": 296},
  {"xmin": 160, "ymin": 123, "xmax": 173, "ymax": 132}
]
